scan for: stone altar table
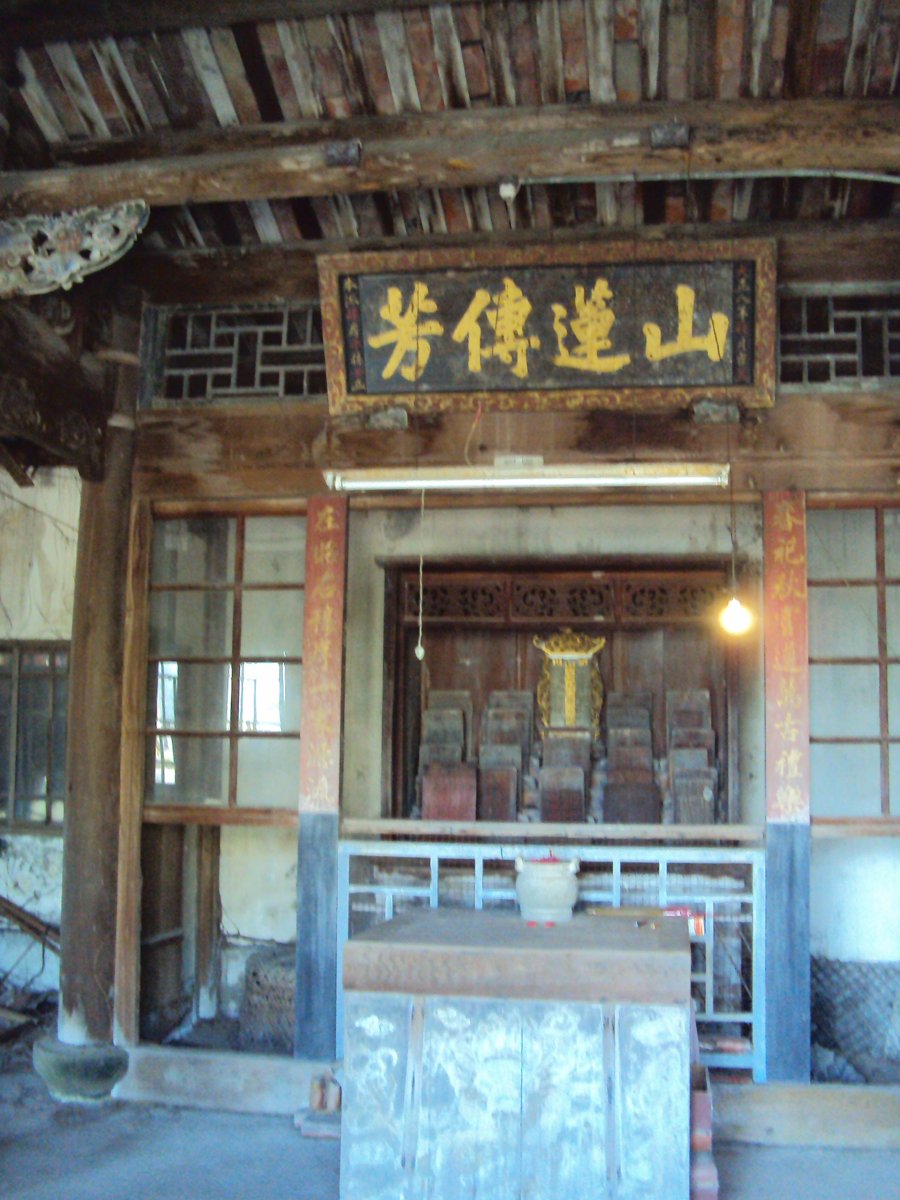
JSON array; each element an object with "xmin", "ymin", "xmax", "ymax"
[{"xmin": 340, "ymin": 909, "xmax": 692, "ymax": 1200}]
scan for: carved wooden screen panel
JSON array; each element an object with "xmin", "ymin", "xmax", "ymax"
[{"xmin": 401, "ymin": 569, "xmax": 725, "ymax": 627}]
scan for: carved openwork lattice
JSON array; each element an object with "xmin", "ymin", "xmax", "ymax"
[
  {"xmin": 510, "ymin": 579, "xmax": 614, "ymax": 621},
  {"xmin": 0, "ymin": 202, "xmax": 148, "ymax": 297},
  {"xmin": 403, "ymin": 578, "xmax": 508, "ymax": 622},
  {"xmin": 403, "ymin": 571, "xmax": 723, "ymax": 626},
  {"xmin": 147, "ymin": 303, "xmax": 327, "ymax": 407},
  {"xmin": 618, "ymin": 580, "xmax": 720, "ymax": 620}
]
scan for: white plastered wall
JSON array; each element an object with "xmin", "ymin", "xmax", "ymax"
[
  {"xmin": 0, "ymin": 469, "xmax": 80, "ymax": 991},
  {"xmin": 342, "ymin": 501, "xmax": 765, "ymax": 822},
  {"xmin": 811, "ymin": 838, "xmax": 900, "ymax": 963},
  {"xmin": 217, "ymin": 826, "xmax": 298, "ymax": 1016}
]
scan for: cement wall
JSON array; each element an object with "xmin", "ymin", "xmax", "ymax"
[
  {"xmin": 342, "ymin": 501, "xmax": 765, "ymax": 822},
  {"xmin": 0, "ymin": 470, "xmax": 80, "ymax": 992}
]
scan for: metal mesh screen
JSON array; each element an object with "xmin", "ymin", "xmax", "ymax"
[{"xmin": 811, "ymin": 956, "xmax": 900, "ymax": 1073}]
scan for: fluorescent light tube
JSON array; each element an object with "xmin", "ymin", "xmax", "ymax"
[{"xmin": 324, "ymin": 463, "xmax": 729, "ymax": 493}]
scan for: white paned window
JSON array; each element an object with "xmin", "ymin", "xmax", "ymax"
[
  {"xmin": 146, "ymin": 514, "xmax": 306, "ymax": 812},
  {"xmin": 808, "ymin": 507, "xmax": 898, "ymax": 817}
]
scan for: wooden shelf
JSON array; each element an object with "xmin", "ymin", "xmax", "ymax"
[
  {"xmin": 341, "ymin": 818, "xmax": 763, "ymax": 844},
  {"xmin": 811, "ymin": 817, "xmax": 900, "ymax": 838},
  {"xmin": 142, "ymin": 805, "xmax": 297, "ymax": 827}
]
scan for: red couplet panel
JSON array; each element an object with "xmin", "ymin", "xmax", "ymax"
[
  {"xmin": 763, "ymin": 491, "xmax": 811, "ymax": 823},
  {"xmin": 298, "ymin": 495, "xmax": 348, "ymax": 814}
]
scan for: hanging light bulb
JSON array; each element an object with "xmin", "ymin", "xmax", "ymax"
[
  {"xmin": 718, "ymin": 428, "xmax": 753, "ymax": 636},
  {"xmin": 719, "ymin": 594, "xmax": 753, "ymax": 636}
]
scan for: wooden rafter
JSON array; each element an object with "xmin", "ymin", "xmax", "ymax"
[
  {"xmin": 783, "ymin": 0, "xmax": 823, "ymax": 99},
  {"xmin": 1, "ymin": 1, "xmax": 476, "ymax": 47},
  {"xmin": 0, "ymin": 98, "xmax": 896, "ymax": 218}
]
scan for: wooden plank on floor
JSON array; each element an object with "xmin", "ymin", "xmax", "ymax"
[
  {"xmin": 114, "ymin": 1045, "xmax": 328, "ymax": 1115},
  {"xmin": 713, "ymin": 1083, "xmax": 900, "ymax": 1150}
]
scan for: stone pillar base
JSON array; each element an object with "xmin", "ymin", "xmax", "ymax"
[{"xmin": 33, "ymin": 1037, "xmax": 129, "ymax": 1102}]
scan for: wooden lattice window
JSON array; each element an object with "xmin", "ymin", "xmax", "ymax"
[
  {"xmin": 140, "ymin": 303, "xmax": 326, "ymax": 408},
  {"xmin": 779, "ymin": 287, "xmax": 900, "ymax": 389}
]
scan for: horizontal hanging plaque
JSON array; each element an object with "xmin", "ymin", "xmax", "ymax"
[{"xmin": 318, "ymin": 239, "xmax": 775, "ymax": 414}]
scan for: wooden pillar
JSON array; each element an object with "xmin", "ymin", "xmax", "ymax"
[
  {"xmin": 763, "ymin": 490, "xmax": 811, "ymax": 1082},
  {"xmin": 34, "ymin": 313, "xmax": 138, "ymax": 1100},
  {"xmin": 295, "ymin": 495, "xmax": 348, "ymax": 1060}
]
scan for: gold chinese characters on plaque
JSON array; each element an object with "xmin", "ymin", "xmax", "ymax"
[
  {"xmin": 317, "ymin": 240, "xmax": 776, "ymax": 414},
  {"xmin": 534, "ymin": 628, "xmax": 607, "ymax": 737}
]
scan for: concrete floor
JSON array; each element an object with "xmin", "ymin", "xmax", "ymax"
[{"xmin": 2, "ymin": 1044, "xmax": 898, "ymax": 1199}]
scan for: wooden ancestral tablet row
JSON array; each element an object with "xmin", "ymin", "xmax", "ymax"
[{"xmin": 417, "ymin": 687, "xmax": 719, "ymax": 825}]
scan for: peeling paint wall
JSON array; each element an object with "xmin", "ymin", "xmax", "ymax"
[
  {"xmin": 0, "ymin": 470, "xmax": 80, "ymax": 991},
  {"xmin": 342, "ymin": 502, "xmax": 765, "ymax": 821}
]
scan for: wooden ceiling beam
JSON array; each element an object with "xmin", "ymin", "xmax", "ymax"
[
  {"xmin": 0, "ymin": 302, "xmax": 107, "ymax": 478},
  {"xmin": 132, "ymin": 389, "xmax": 900, "ymax": 502},
  {"xmin": 1, "ymin": 2, "xmax": 473, "ymax": 47},
  {"xmin": 122, "ymin": 219, "xmax": 900, "ymax": 306},
  {"xmin": 1, "ymin": 99, "xmax": 896, "ymax": 218}
]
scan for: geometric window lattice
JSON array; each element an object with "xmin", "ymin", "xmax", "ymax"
[
  {"xmin": 142, "ymin": 303, "xmax": 326, "ymax": 408},
  {"xmin": 778, "ymin": 288, "xmax": 900, "ymax": 388}
]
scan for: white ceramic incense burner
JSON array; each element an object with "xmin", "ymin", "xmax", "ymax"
[{"xmin": 514, "ymin": 855, "xmax": 580, "ymax": 923}]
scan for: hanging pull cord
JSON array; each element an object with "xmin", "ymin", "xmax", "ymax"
[{"xmin": 415, "ymin": 487, "xmax": 426, "ymax": 661}]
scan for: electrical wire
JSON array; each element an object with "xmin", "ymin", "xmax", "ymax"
[{"xmin": 415, "ymin": 487, "xmax": 426, "ymax": 662}]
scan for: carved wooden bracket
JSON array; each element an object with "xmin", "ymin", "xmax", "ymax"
[
  {"xmin": 0, "ymin": 373, "xmax": 104, "ymax": 479},
  {"xmin": 0, "ymin": 201, "xmax": 148, "ymax": 297}
]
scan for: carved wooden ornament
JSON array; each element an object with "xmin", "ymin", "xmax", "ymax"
[{"xmin": 0, "ymin": 201, "xmax": 149, "ymax": 298}]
